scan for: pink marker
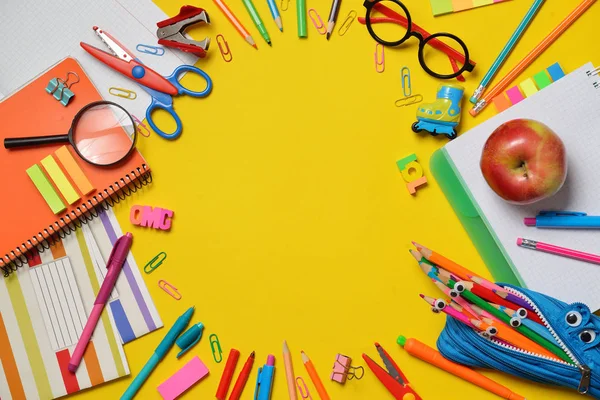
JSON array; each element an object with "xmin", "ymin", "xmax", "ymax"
[
  {"xmin": 68, "ymin": 232, "xmax": 133, "ymax": 372},
  {"xmin": 517, "ymin": 238, "xmax": 600, "ymax": 265}
]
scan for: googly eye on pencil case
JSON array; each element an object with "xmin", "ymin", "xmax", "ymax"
[{"xmin": 437, "ymin": 283, "xmax": 600, "ymax": 398}]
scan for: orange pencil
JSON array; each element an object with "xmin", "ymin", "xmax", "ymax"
[
  {"xmin": 213, "ymin": 0, "xmax": 258, "ymax": 49},
  {"xmin": 471, "ymin": 0, "xmax": 596, "ymax": 116},
  {"xmin": 413, "ymin": 242, "xmax": 476, "ymax": 281},
  {"xmin": 471, "ymin": 318, "xmax": 561, "ymax": 362},
  {"xmin": 301, "ymin": 351, "xmax": 330, "ymax": 400},
  {"xmin": 397, "ymin": 336, "xmax": 526, "ymax": 400}
]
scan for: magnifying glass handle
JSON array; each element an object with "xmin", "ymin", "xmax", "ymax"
[{"xmin": 4, "ymin": 134, "xmax": 70, "ymax": 149}]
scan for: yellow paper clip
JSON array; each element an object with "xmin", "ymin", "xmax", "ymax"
[
  {"xmin": 144, "ymin": 251, "xmax": 166, "ymax": 273},
  {"xmin": 338, "ymin": 10, "xmax": 357, "ymax": 36},
  {"xmin": 375, "ymin": 43, "xmax": 385, "ymax": 73},
  {"xmin": 209, "ymin": 333, "xmax": 223, "ymax": 363},
  {"xmin": 280, "ymin": 0, "xmax": 289, "ymax": 11},
  {"xmin": 308, "ymin": 9, "xmax": 327, "ymax": 35},
  {"xmin": 158, "ymin": 280, "xmax": 181, "ymax": 300},
  {"xmin": 132, "ymin": 115, "xmax": 151, "ymax": 138},
  {"xmin": 401, "ymin": 66, "xmax": 412, "ymax": 97},
  {"xmin": 216, "ymin": 34, "xmax": 233, "ymax": 63},
  {"xmin": 395, "ymin": 94, "xmax": 423, "ymax": 107},
  {"xmin": 109, "ymin": 87, "xmax": 137, "ymax": 100}
]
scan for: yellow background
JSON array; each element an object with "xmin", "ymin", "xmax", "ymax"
[{"xmin": 75, "ymin": 1, "xmax": 600, "ymax": 399}]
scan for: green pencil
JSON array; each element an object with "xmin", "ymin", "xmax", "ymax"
[
  {"xmin": 297, "ymin": 0, "xmax": 307, "ymax": 37},
  {"xmin": 439, "ymin": 276, "xmax": 573, "ymax": 364},
  {"xmin": 242, "ymin": 0, "xmax": 271, "ymax": 45}
]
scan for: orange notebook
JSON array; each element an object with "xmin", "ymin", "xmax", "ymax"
[{"xmin": 0, "ymin": 57, "xmax": 151, "ymax": 275}]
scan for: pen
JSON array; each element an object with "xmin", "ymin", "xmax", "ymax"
[
  {"xmin": 297, "ymin": 0, "xmax": 307, "ymax": 38},
  {"xmin": 326, "ymin": 0, "xmax": 341, "ymax": 40},
  {"xmin": 518, "ymin": 237, "xmax": 600, "ymax": 266},
  {"xmin": 524, "ymin": 211, "xmax": 600, "ymax": 228},
  {"xmin": 266, "ymin": 0, "xmax": 283, "ymax": 31},
  {"xmin": 283, "ymin": 341, "xmax": 298, "ymax": 400},
  {"xmin": 121, "ymin": 307, "xmax": 194, "ymax": 399},
  {"xmin": 254, "ymin": 355, "xmax": 275, "ymax": 400},
  {"xmin": 229, "ymin": 352, "xmax": 255, "ymax": 400},
  {"xmin": 301, "ymin": 351, "xmax": 330, "ymax": 400},
  {"xmin": 69, "ymin": 232, "xmax": 132, "ymax": 373},
  {"xmin": 242, "ymin": 0, "xmax": 271, "ymax": 46}
]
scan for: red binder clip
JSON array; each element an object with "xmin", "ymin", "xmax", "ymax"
[{"xmin": 156, "ymin": 5, "xmax": 211, "ymax": 58}]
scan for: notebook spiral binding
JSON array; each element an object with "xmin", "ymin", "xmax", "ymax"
[{"xmin": 1, "ymin": 165, "xmax": 152, "ymax": 277}]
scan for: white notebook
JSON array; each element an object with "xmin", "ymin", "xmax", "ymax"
[{"xmin": 443, "ymin": 62, "xmax": 600, "ymax": 309}]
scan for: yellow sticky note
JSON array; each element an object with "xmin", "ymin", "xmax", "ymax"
[
  {"xmin": 41, "ymin": 155, "xmax": 80, "ymax": 204},
  {"xmin": 520, "ymin": 78, "xmax": 539, "ymax": 97}
]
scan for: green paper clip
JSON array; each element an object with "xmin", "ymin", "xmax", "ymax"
[
  {"xmin": 144, "ymin": 252, "xmax": 167, "ymax": 274},
  {"xmin": 209, "ymin": 333, "xmax": 223, "ymax": 363}
]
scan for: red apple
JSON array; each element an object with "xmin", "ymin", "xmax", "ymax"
[{"xmin": 480, "ymin": 119, "xmax": 567, "ymax": 204}]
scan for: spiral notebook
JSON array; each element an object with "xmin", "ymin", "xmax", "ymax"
[
  {"xmin": 0, "ymin": 57, "xmax": 151, "ymax": 275},
  {"xmin": 431, "ymin": 62, "xmax": 600, "ymax": 309}
]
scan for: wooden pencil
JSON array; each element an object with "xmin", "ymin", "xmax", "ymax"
[{"xmin": 413, "ymin": 242, "xmax": 476, "ymax": 281}]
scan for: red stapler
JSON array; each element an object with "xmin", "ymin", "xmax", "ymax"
[{"xmin": 156, "ymin": 5, "xmax": 210, "ymax": 58}]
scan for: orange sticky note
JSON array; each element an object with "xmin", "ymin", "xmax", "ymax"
[
  {"xmin": 54, "ymin": 146, "xmax": 95, "ymax": 195},
  {"xmin": 492, "ymin": 94, "xmax": 512, "ymax": 113}
]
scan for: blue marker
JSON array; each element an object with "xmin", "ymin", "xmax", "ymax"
[
  {"xmin": 121, "ymin": 307, "xmax": 194, "ymax": 400},
  {"xmin": 524, "ymin": 211, "xmax": 600, "ymax": 229},
  {"xmin": 254, "ymin": 355, "xmax": 275, "ymax": 400},
  {"xmin": 266, "ymin": 0, "xmax": 283, "ymax": 31}
]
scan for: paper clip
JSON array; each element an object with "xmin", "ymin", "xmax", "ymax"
[
  {"xmin": 331, "ymin": 354, "xmax": 364, "ymax": 384},
  {"xmin": 338, "ymin": 10, "xmax": 357, "ymax": 36},
  {"xmin": 144, "ymin": 252, "xmax": 166, "ymax": 273},
  {"xmin": 280, "ymin": 0, "xmax": 290, "ymax": 11},
  {"xmin": 158, "ymin": 280, "xmax": 181, "ymax": 300},
  {"xmin": 216, "ymin": 34, "xmax": 233, "ymax": 63},
  {"xmin": 308, "ymin": 9, "xmax": 327, "ymax": 35},
  {"xmin": 296, "ymin": 377, "xmax": 313, "ymax": 399},
  {"xmin": 395, "ymin": 95, "xmax": 423, "ymax": 107},
  {"xmin": 401, "ymin": 66, "xmax": 412, "ymax": 97},
  {"xmin": 375, "ymin": 43, "xmax": 385, "ymax": 73},
  {"xmin": 109, "ymin": 87, "xmax": 137, "ymax": 100},
  {"xmin": 209, "ymin": 334, "xmax": 223, "ymax": 363},
  {"xmin": 136, "ymin": 44, "xmax": 165, "ymax": 56},
  {"xmin": 132, "ymin": 115, "xmax": 151, "ymax": 138}
]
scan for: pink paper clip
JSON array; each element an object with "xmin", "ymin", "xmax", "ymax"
[
  {"xmin": 308, "ymin": 9, "xmax": 327, "ymax": 35},
  {"xmin": 158, "ymin": 280, "xmax": 182, "ymax": 300},
  {"xmin": 296, "ymin": 377, "xmax": 313, "ymax": 399},
  {"xmin": 132, "ymin": 115, "xmax": 151, "ymax": 137},
  {"xmin": 375, "ymin": 43, "xmax": 385, "ymax": 73},
  {"xmin": 217, "ymin": 34, "xmax": 233, "ymax": 63}
]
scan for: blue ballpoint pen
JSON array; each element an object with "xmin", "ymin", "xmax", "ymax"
[
  {"xmin": 121, "ymin": 307, "xmax": 194, "ymax": 400},
  {"xmin": 266, "ymin": 0, "xmax": 283, "ymax": 31},
  {"xmin": 254, "ymin": 355, "xmax": 275, "ymax": 400},
  {"xmin": 524, "ymin": 211, "xmax": 600, "ymax": 229}
]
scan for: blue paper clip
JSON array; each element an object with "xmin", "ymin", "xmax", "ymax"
[
  {"xmin": 136, "ymin": 44, "xmax": 165, "ymax": 56},
  {"xmin": 401, "ymin": 67, "xmax": 412, "ymax": 97},
  {"xmin": 144, "ymin": 251, "xmax": 166, "ymax": 273},
  {"xmin": 209, "ymin": 333, "xmax": 223, "ymax": 363}
]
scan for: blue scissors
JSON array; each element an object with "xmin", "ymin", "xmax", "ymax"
[{"xmin": 81, "ymin": 26, "xmax": 212, "ymax": 140}]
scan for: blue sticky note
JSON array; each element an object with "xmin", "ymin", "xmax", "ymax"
[{"xmin": 547, "ymin": 63, "xmax": 565, "ymax": 82}]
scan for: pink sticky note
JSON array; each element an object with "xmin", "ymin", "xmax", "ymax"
[
  {"xmin": 506, "ymin": 86, "xmax": 525, "ymax": 105},
  {"xmin": 158, "ymin": 357, "xmax": 209, "ymax": 400}
]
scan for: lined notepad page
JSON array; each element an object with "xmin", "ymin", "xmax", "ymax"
[{"xmin": 445, "ymin": 63, "xmax": 600, "ymax": 309}]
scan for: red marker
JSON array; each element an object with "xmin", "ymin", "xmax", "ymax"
[
  {"xmin": 216, "ymin": 349, "xmax": 240, "ymax": 400},
  {"xmin": 228, "ymin": 352, "xmax": 255, "ymax": 400}
]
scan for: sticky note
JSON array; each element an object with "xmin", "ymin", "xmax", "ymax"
[
  {"xmin": 492, "ymin": 94, "xmax": 512, "ymax": 113},
  {"xmin": 506, "ymin": 86, "xmax": 525, "ymax": 105},
  {"xmin": 54, "ymin": 146, "xmax": 95, "ymax": 195},
  {"xmin": 473, "ymin": 0, "xmax": 493, "ymax": 6},
  {"xmin": 430, "ymin": 0, "xmax": 454, "ymax": 15},
  {"xmin": 157, "ymin": 357, "xmax": 209, "ymax": 400},
  {"xmin": 519, "ymin": 78, "xmax": 539, "ymax": 97},
  {"xmin": 547, "ymin": 63, "xmax": 565, "ymax": 82},
  {"xmin": 453, "ymin": 0, "xmax": 475, "ymax": 12},
  {"xmin": 27, "ymin": 164, "xmax": 66, "ymax": 214},
  {"xmin": 533, "ymin": 70, "xmax": 553, "ymax": 90},
  {"xmin": 41, "ymin": 155, "xmax": 80, "ymax": 204}
]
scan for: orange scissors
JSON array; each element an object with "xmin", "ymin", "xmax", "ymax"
[{"xmin": 363, "ymin": 343, "xmax": 421, "ymax": 400}]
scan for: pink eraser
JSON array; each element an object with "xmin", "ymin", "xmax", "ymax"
[
  {"xmin": 523, "ymin": 217, "xmax": 536, "ymax": 226},
  {"xmin": 157, "ymin": 357, "xmax": 209, "ymax": 400},
  {"xmin": 517, "ymin": 238, "xmax": 523, "ymax": 246}
]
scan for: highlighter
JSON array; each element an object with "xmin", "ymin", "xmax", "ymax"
[{"xmin": 254, "ymin": 355, "xmax": 275, "ymax": 400}]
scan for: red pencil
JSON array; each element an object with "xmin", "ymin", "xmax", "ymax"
[{"xmin": 229, "ymin": 352, "xmax": 255, "ymax": 400}]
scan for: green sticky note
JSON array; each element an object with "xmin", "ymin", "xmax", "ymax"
[
  {"xmin": 41, "ymin": 155, "xmax": 80, "ymax": 204},
  {"xmin": 533, "ymin": 70, "xmax": 553, "ymax": 90},
  {"xmin": 430, "ymin": 0, "xmax": 454, "ymax": 16},
  {"xmin": 26, "ymin": 164, "xmax": 66, "ymax": 214}
]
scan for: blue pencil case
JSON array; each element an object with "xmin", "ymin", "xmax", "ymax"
[{"xmin": 437, "ymin": 283, "xmax": 600, "ymax": 398}]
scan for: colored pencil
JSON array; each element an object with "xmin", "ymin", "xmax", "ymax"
[
  {"xmin": 469, "ymin": 304, "xmax": 499, "ymax": 323},
  {"xmin": 471, "ymin": 319, "xmax": 561, "ymax": 361},
  {"xmin": 326, "ymin": 0, "xmax": 342, "ymax": 40},
  {"xmin": 283, "ymin": 341, "xmax": 298, "ymax": 400},
  {"xmin": 433, "ymin": 280, "xmax": 479, "ymax": 319},
  {"xmin": 499, "ymin": 306, "xmax": 556, "ymax": 344},
  {"xmin": 413, "ymin": 242, "xmax": 476, "ymax": 281},
  {"xmin": 421, "ymin": 294, "xmax": 475, "ymax": 328},
  {"xmin": 518, "ymin": 237, "xmax": 600, "ymax": 265},
  {"xmin": 493, "ymin": 289, "xmax": 534, "ymax": 311},
  {"xmin": 468, "ymin": 275, "xmax": 507, "ymax": 294},
  {"xmin": 469, "ymin": 0, "xmax": 545, "ymax": 104},
  {"xmin": 266, "ymin": 0, "xmax": 283, "ymax": 31},
  {"xmin": 301, "ymin": 351, "xmax": 330, "ymax": 400},
  {"xmin": 213, "ymin": 0, "xmax": 257, "ymax": 49},
  {"xmin": 242, "ymin": 0, "xmax": 272, "ymax": 45},
  {"xmin": 471, "ymin": 0, "xmax": 596, "ymax": 116}
]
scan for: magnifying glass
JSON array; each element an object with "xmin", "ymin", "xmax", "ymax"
[{"xmin": 4, "ymin": 101, "xmax": 137, "ymax": 166}]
